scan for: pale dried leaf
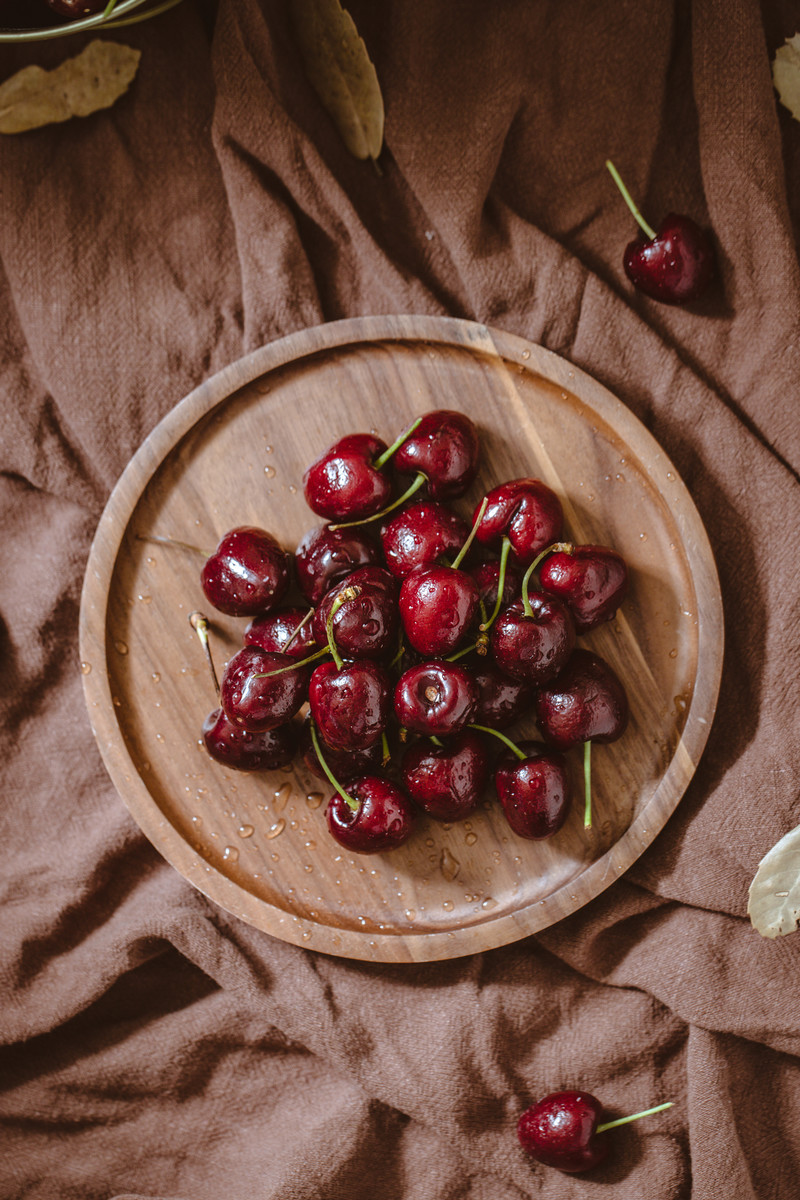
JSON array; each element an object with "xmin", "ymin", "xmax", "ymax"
[
  {"xmin": 291, "ymin": 0, "xmax": 384, "ymax": 162},
  {"xmin": 0, "ymin": 40, "xmax": 140, "ymax": 135},
  {"xmin": 772, "ymin": 33, "xmax": 800, "ymax": 122},
  {"xmin": 748, "ymin": 821, "xmax": 800, "ymax": 937}
]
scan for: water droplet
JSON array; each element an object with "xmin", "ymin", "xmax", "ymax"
[
  {"xmin": 669, "ymin": 648, "xmax": 678, "ymax": 659},
  {"xmin": 138, "ymin": 594, "xmax": 152, "ymax": 604},
  {"xmin": 80, "ymin": 661, "xmax": 92, "ymax": 675},
  {"xmin": 666, "ymin": 471, "xmax": 675, "ymax": 480},
  {"xmin": 560, "ymin": 391, "xmax": 568, "ymax": 400},
  {"xmin": 222, "ymin": 845, "xmax": 239, "ymax": 863},
  {"xmin": 113, "ymin": 696, "xmax": 121, "ymax": 707},
  {"xmin": 404, "ymin": 908, "xmax": 417, "ymax": 921},
  {"xmin": 146, "ymin": 556, "xmax": 156, "ymax": 565},
  {"xmin": 274, "ymin": 782, "xmax": 292, "ymax": 811},
  {"xmin": 303, "ymin": 863, "xmax": 314, "ymax": 873},
  {"xmin": 521, "ymin": 348, "xmax": 531, "ymax": 360},
  {"xmin": 114, "ymin": 640, "xmax": 128, "ymax": 655},
  {"xmin": 265, "ymin": 444, "xmax": 273, "ymax": 454},
  {"xmin": 615, "ymin": 473, "xmax": 626, "ymax": 482},
  {"xmin": 264, "ymin": 465, "xmax": 276, "ymax": 478},
  {"xmin": 155, "ymin": 733, "xmax": 165, "ymax": 743},
  {"xmin": 266, "ymin": 819, "xmax": 286, "ymax": 839},
  {"xmin": 140, "ymin": 761, "xmax": 151, "ymax": 772},
  {"xmin": 238, "ymin": 824, "xmax": 254, "ymax": 838},
  {"xmin": 306, "ymin": 791, "xmax": 324, "ymax": 809},
  {"xmin": 191, "ymin": 814, "xmax": 202, "ymax": 825},
  {"xmin": 481, "ymin": 896, "xmax": 498, "ymax": 910},
  {"xmin": 440, "ymin": 848, "xmax": 460, "ymax": 882},
  {"xmin": 442, "ymin": 899, "xmax": 455, "ymax": 912},
  {"xmin": 465, "ymin": 832, "xmax": 477, "ymax": 846}
]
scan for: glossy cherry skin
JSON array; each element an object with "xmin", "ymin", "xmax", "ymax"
[
  {"xmin": 490, "ymin": 595, "xmax": 575, "ymax": 686},
  {"xmin": 202, "ymin": 708, "xmax": 296, "ymax": 772},
  {"xmin": 468, "ymin": 557, "xmax": 522, "ymax": 610},
  {"xmin": 474, "ymin": 479, "xmax": 563, "ymax": 565},
  {"xmin": 400, "ymin": 730, "xmax": 490, "ymax": 820},
  {"xmin": 399, "ymin": 565, "xmax": 480, "ymax": 657},
  {"xmin": 381, "ymin": 501, "xmax": 469, "ymax": 578},
  {"xmin": 244, "ymin": 606, "xmax": 317, "ymax": 659},
  {"xmin": 494, "ymin": 743, "xmax": 570, "ymax": 839},
  {"xmin": 517, "ymin": 1091, "xmax": 609, "ymax": 1172},
  {"xmin": 535, "ymin": 649, "xmax": 629, "ymax": 750},
  {"xmin": 391, "ymin": 409, "xmax": 480, "ymax": 499},
  {"xmin": 470, "ymin": 658, "xmax": 532, "ymax": 729},
  {"xmin": 299, "ymin": 718, "xmax": 382, "ymax": 783},
  {"xmin": 394, "ymin": 661, "xmax": 479, "ymax": 737},
  {"xmin": 47, "ymin": 0, "xmax": 104, "ymax": 16},
  {"xmin": 201, "ymin": 526, "xmax": 289, "ymax": 618},
  {"xmin": 312, "ymin": 567, "xmax": 399, "ymax": 660},
  {"xmin": 624, "ymin": 214, "xmax": 715, "ymax": 305},
  {"xmin": 220, "ymin": 647, "xmax": 309, "ymax": 732},
  {"xmin": 326, "ymin": 775, "xmax": 416, "ymax": 853},
  {"xmin": 309, "ymin": 660, "xmax": 391, "ymax": 751},
  {"xmin": 539, "ymin": 545, "xmax": 628, "ymax": 634},
  {"xmin": 294, "ymin": 524, "xmax": 380, "ymax": 605},
  {"xmin": 303, "ymin": 433, "xmax": 392, "ymax": 522}
]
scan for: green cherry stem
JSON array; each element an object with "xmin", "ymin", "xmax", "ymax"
[
  {"xmin": 451, "ymin": 496, "xmax": 488, "ymax": 571},
  {"xmin": 328, "ymin": 472, "xmax": 426, "ymax": 531},
  {"xmin": 469, "ymin": 723, "xmax": 527, "ymax": 761},
  {"xmin": 103, "ymin": 0, "xmax": 119, "ymax": 15},
  {"xmin": 520, "ymin": 541, "xmax": 574, "ymax": 617},
  {"xmin": 605, "ymin": 160, "xmax": 657, "ymax": 242},
  {"xmin": 595, "ymin": 1102, "xmax": 673, "ymax": 1135},
  {"xmin": 309, "ymin": 720, "xmax": 359, "ymax": 812},
  {"xmin": 584, "ymin": 740, "xmax": 593, "ymax": 829},
  {"xmin": 255, "ymin": 646, "xmax": 330, "ymax": 679},
  {"xmin": 479, "ymin": 537, "xmax": 512, "ymax": 632},
  {"xmin": 326, "ymin": 585, "xmax": 361, "ymax": 671},
  {"xmin": 372, "ymin": 415, "xmax": 423, "ymax": 470},
  {"xmin": 381, "ymin": 732, "xmax": 391, "ymax": 765},
  {"xmin": 137, "ymin": 532, "xmax": 213, "ymax": 557},
  {"xmin": 189, "ymin": 611, "xmax": 219, "ymax": 697},
  {"xmin": 429, "ymin": 735, "xmax": 444, "ymax": 748},
  {"xmin": 283, "ymin": 607, "xmax": 314, "ymax": 652}
]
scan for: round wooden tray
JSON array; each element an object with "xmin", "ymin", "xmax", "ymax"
[{"xmin": 79, "ymin": 316, "xmax": 723, "ymax": 963}]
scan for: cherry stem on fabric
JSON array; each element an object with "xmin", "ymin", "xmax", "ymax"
[
  {"xmin": 283, "ymin": 607, "xmax": 314, "ymax": 652},
  {"xmin": 595, "ymin": 1102, "xmax": 673, "ymax": 1135},
  {"xmin": 309, "ymin": 720, "xmax": 359, "ymax": 812},
  {"xmin": 520, "ymin": 541, "xmax": 574, "ymax": 617},
  {"xmin": 450, "ymin": 496, "xmax": 488, "ymax": 570},
  {"xmin": 605, "ymin": 160, "xmax": 657, "ymax": 241},
  {"xmin": 326, "ymin": 585, "xmax": 361, "ymax": 670},
  {"xmin": 372, "ymin": 415, "xmax": 423, "ymax": 470},
  {"xmin": 189, "ymin": 611, "xmax": 219, "ymax": 697},
  {"xmin": 479, "ymin": 537, "xmax": 512, "ymax": 632},
  {"xmin": 469, "ymin": 723, "xmax": 527, "ymax": 761},
  {"xmin": 583, "ymin": 740, "xmax": 592, "ymax": 829},
  {"xmin": 329, "ymin": 471, "xmax": 426, "ymax": 530}
]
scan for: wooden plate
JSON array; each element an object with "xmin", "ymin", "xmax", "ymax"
[{"xmin": 79, "ymin": 316, "xmax": 723, "ymax": 963}]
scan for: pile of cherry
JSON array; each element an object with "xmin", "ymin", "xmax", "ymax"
[{"xmin": 195, "ymin": 409, "xmax": 630, "ymax": 856}]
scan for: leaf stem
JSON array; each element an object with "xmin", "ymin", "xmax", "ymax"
[
  {"xmin": 326, "ymin": 585, "xmax": 361, "ymax": 671},
  {"xmin": 479, "ymin": 537, "xmax": 512, "ymax": 632},
  {"xmin": 521, "ymin": 541, "xmax": 573, "ymax": 616},
  {"xmin": 469, "ymin": 723, "xmax": 526, "ymax": 761},
  {"xmin": 283, "ymin": 607, "xmax": 314, "ymax": 652},
  {"xmin": 372, "ymin": 416, "xmax": 423, "ymax": 470},
  {"xmin": 189, "ymin": 611, "xmax": 219, "ymax": 697},
  {"xmin": 451, "ymin": 496, "xmax": 488, "ymax": 571},
  {"xmin": 309, "ymin": 720, "xmax": 358, "ymax": 812},
  {"xmin": 605, "ymin": 160, "xmax": 657, "ymax": 241},
  {"xmin": 329, "ymin": 471, "xmax": 426, "ymax": 530},
  {"xmin": 255, "ymin": 646, "xmax": 329, "ymax": 678},
  {"xmin": 596, "ymin": 1102, "xmax": 673, "ymax": 1135},
  {"xmin": 137, "ymin": 532, "xmax": 212, "ymax": 557},
  {"xmin": 584, "ymin": 740, "xmax": 592, "ymax": 829}
]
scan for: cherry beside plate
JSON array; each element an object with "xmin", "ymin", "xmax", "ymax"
[{"xmin": 79, "ymin": 315, "xmax": 723, "ymax": 963}]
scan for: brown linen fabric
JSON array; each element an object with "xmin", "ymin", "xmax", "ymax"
[{"xmin": 2, "ymin": 1, "xmax": 800, "ymax": 1196}]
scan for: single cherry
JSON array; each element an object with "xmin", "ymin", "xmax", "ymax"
[
  {"xmin": 394, "ymin": 661, "xmax": 479, "ymax": 737},
  {"xmin": 312, "ymin": 568, "xmax": 399, "ymax": 660},
  {"xmin": 400, "ymin": 729, "xmax": 491, "ymax": 820},
  {"xmin": 244, "ymin": 606, "xmax": 317, "ymax": 659},
  {"xmin": 468, "ymin": 556, "xmax": 522, "ymax": 612},
  {"xmin": 518, "ymin": 1090, "xmax": 673, "ymax": 1173},
  {"xmin": 303, "ymin": 433, "xmax": 393, "ymax": 522},
  {"xmin": 391, "ymin": 409, "xmax": 480, "ymax": 500},
  {"xmin": 294, "ymin": 524, "xmax": 380, "ymax": 605},
  {"xmin": 220, "ymin": 646, "xmax": 309, "ymax": 731},
  {"xmin": 202, "ymin": 709, "xmax": 297, "ymax": 772},
  {"xmin": 381, "ymin": 501, "xmax": 469, "ymax": 578},
  {"xmin": 473, "ymin": 479, "xmax": 563, "ymax": 567},
  {"xmin": 309, "ymin": 659, "xmax": 391, "ymax": 751},
  {"xmin": 492, "ymin": 738, "xmax": 571, "ymax": 839},
  {"xmin": 470, "ymin": 657, "xmax": 532, "ymax": 729},
  {"xmin": 490, "ymin": 594, "xmax": 575, "ymax": 686},
  {"xmin": 539, "ymin": 544, "xmax": 628, "ymax": 633},
  {"xmin": 201, "ymin": 526, "xmax": 289, "ymax": 618},
  {"xmin": 606, "ymin": 160, "xmax": 715, "ymax": 305}
]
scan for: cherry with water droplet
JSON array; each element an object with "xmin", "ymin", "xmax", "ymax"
[
  {"xmin": 394, "ymin": 661, "xmax": 479, "ymax": 737},
  {"xmin": 517, "ymin": 1090, "xmax": 673, "ymax": 1173},
  {"xmin": 201, "ymin": 526, "xmax": 289, "ymax": 618},
  {"xmin": 400, "ymin": 728, "xmax": 491, "ymax": 820}
]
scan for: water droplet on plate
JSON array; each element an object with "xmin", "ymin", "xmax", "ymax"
[
  {"xmin": 238, "ymin": 824, "xmax": 254, "ymax": 838},
  {"xmin": 669, "ymin": 648, "xmax": 678, "ymax": 659},
  {"xmin": 114, "ymin": 640, "xmax": 128, "ymax": 655},
  {"xmin": 267, "ymin": 819, "xmax": 286, "ymax": 839},
  {"xmin": 274, "ymin": 782, "xmax": 291, "ymax": 811},
  {"xmin": 440, "ymin": 848, "xmax": 460, "ymax": 881},
  {"xmin": 264, "ymin": 464, "xmax": 276, "ymax": 478},
  {"xmin": 138, "ymin": 594, "xmax": 152, "ymax": 604},
  {"xmin": 80, "ymin": 662, "xmax": 92, "ymax": 675},
  {"xmin": 442, "ymin": 899, "xmax": 455, "ymax": 912},
  {"xmin": 521, "ymin": 348, "xmax": 531, "ymax": 360},
  {"xmin": 465, "ymin": 832, "xmax": 477, "ymax": 846},
  {"xmin": 151, "ymin": 672, "xmax": 161, "ymax": 683},
  {"xmin": 306, "ymin": 792, "xmax": 323, "ymax": 809},
  {"xmin": 222, "ymin": 845, "xmax": 239, "ymax": 863},
  {"xmin": 481, "ymin": 896, "xmax": 498, "ymax": 910}
]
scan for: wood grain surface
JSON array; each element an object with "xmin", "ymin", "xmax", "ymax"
[{"xmin": 79, "ymin": 316, "xmax": 724, "ymax": 962}]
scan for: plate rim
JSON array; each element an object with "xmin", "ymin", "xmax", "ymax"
[{"xmin": 79, "ymin": 314, "xmax": 724, "ymax": 962}]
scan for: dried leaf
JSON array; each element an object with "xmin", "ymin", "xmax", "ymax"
[
  {"xmin": 772, "ymin": 33, "xmax": 800, "ymax": 123},
  {"xmin": 0, "ymin": 40, "xmax": 141, "ymax": 136},
  {"xmin": 290, "ymin": 0, "xmax": 384, "ymax": 163},
  {"xmin": 748, "ymin": 821, "xmax": 800, "ymax": 937}
]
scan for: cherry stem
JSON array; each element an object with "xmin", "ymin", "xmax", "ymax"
[
  {"xmin": 309, "ymin": 720, "xmax": 358, "ymax": 812},
  {"xmin": 283, "ymin": 607, "xmax": 314, "ymax": 652},
  {"xmin": 479, "ymin": 537, "xmax": 512, "ymax": 632},
  {"xmin": 596, "ymin": 1102, "xmax": 673, "ymax": 1135},
  {"xmin": 137, "ymin": 532, "xmax": 213, "ymax": 557},
  {"xmin": 255, "ymin": 646, "xmax": 329, "ymax": 678},
  {"xmin": 372, "ymin": 415, "xmax": 423, "ymax": 470},
  {"xmin": 326, "ymin": 585, "xmax": 361, "ymax": 671},
  {"xmin": 584, "ymin": 740, "xmax": 592, "ymax": 829},
  {"xmin": 188, "ymin": 611, "xmax": 219, "ymax": 697},
  {"xmin": 521, "ymin": 541, "xmax": 574, "ymax": 617},
  {"xmin": 103, "ymin": 0, "xmax": 119, "ymax": 15},
  {"xmin": 329, "ymin": 472, "xmax": 426, "ymax": 531},
  {"xmin": 381, "ymin": 732, "xmax": 391, "ymax": 765},
  {"xmin": 429, "ymin": 735, "xmax": 444, "ymax": 747},
  {"xmin": 469, "ymin": 723, "xmax": 526, "ymax": 761},
  {"xmin": 451, "ymin": 496, "xmax": 488, "ymax": 571},
  {"xmin": 605, "ymin": 160, "xmax": 657, "ymax": 241}
]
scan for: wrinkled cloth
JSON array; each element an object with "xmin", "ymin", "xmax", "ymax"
[{"xmin": 2, "ymin": 1, "xmax": 800, "ymax": 1197}]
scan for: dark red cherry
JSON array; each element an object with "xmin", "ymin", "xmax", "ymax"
[
  {"xmin": 294, "ymin": 524, "xmax": 380, "ymax": 605},
  {"xmin": 299, "ymin": 717, "xmax": 382, "ymax": 783},
  {"xmin": 391, "ymin": 409, "xmax": 479, "ymax": 499},
  {"xmin": 399, "ymin": 564, "xmax": 480, "ymax": 657},
  {"xmin": 308, "ymin": 660, "xmax": 391, "ymax": 751},
  {"xmin": 400, "ymin": 729, "xmax": 490, "ymax": 820},
  {"xmin": 303, "ymin": 433, "xmax": 393, "ymax": 522},
  {"xmin": 381, "ymin": 501, "xmax": 469, "ymax": 578},
  {"xmin": 201, "ymin": 526, "xmax": 289, "ymax": 618},
  {"xmin": 539, "ymin": 545, "xmax": 628, "ymax": 633},
  {"xmin": 490, "ymin": 594, "xmax": 575, "ymax": 686},
  {"xmin": 312, "ymin": 568, "xmax": 399, "ymax": 660},
  {"xmin": 535, "ymin": 649, "xmax": 629, "ymax": 750},
  {"xmin": 394, "ymin": 661, "xmax": 479, "ymax": 737},
  {"xmin": 473, "ymin": 479, "xmax": 563, "ymax": 564},
  {"xmin": 468, "ymin": 557, "xmax": 522, "ymax": 610},
  {"xmin": 202, "ymin": 708, "xmax": 296, "ymax": 771},
  {"xmin": 220, "ymin": 647, "xmax": 309, "ymax": 732},
  {"xmin": 244, "ymin": 607, "xmax": 317, "ymax": 659},
  {"xmin": 517, "ymin": 1091, "xmax": 608, "ymax": 1172},
  {"xmin": 494, "ymin": 742, "xmax": 570, "ymax": 839},
  {"xmin": 624, "ymin": 215, "xmax": 715, "ymax": 305},
  {"xmin": 326, "ymin": 775, "xmax": 416, "ymax": 853},
  {"xmin": 470, "ymin": 658, "xmax": 532, "ymax": 729},
  {"xmin": 47, "ymin": 0, "xmax": 104, "ymax": 16}
]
